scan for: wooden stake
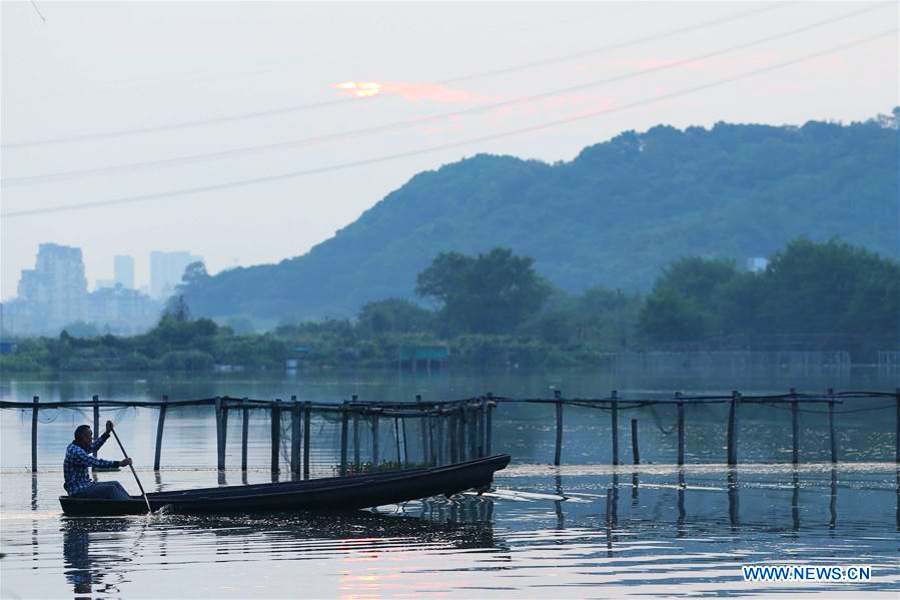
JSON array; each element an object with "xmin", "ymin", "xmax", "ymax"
[
  {"xmin": 449, "ymin": 410, "xmax": 458, "ymax": 463},
  {"xmin": 676, "ymin": 392, "xmax": 685, "ymax": 466},
  {"xmin": 611, "ymin": 390, "xmax": 619, "ymax": 466},
  {"xmin": 468, "ymin": 403, "xmax": 478, "ymax": 459},
  {"xmin": 401, "ymin": 416, "xmax": 409, "ymax": 466},
  {"xmin": 340, "ymin": 402, "xmax": 349, "ymax": 476},
  {"xmin": 895, "ymin": 388, "xmax": 899, "ymax": 465},
  {"xmin": 458, "ymin": 405, "xmax": 467, "ymax": 461},
  {"xmin": 31, "ymin": 396, "xmax": 38, "ymax": 473},
  {"xmin": 372, "ymin": 412, "xmax": 380, "ymax": 472},
  {"xmin": 352, "ymin": 395, "xmax": 360, "ymax": 469},
  {"xmin": 554, "ymin": 389, "xmax": 563, "ymax": 466},
  {"xmin": 477, "ymin": 398, "xmax": 486, "ymax": 459},
  {"xmin": 153, "ymin": 395, "xmax": 168, "ymax": 471},
  {"xmin": 241, "ymin": 401, "xmax": 249, "ymax": 472},
  {"xmin": 631, "ymin": 418, "xmax": 640, "ymax": 465},
  {"xmin": 92, "ymin": 395, "xmax": 100, "ymax": 458},
  {"xmin": 303, "ymin": 401, "xmax": 311, "ymax": 479},
  {"xmin": 215, "ymin": 397, "xmax": 226, "ymax": 471},
  {"xmin": 791, "ymin": 389, "xmax": 800, "ymax": 465},
  {"xmin": 828, "ymin": 388, "xmax": 838, "ymax": 464},
  {"xmin": 417, "ymin": 394, "xmax": 427, "ymax": 462},
  {"xmin": 486, "ymin": 400, "xmax": 494, "ymax": 457},
  {"xmin": 395, "ymin": 417, "xmax": 403, "ymax": 467},
  {"xmin": 291, "ymin": 396, "xmax": 301, "ymax": 476},
  {"xmin": 270, "ymin": 399, "xmax": 281, "ymax": 474},
  {"xmin": 727, "ymin": 391, "xmax": 739, "ymax": 466},
  {"xmin": 436, "ymin": 414, "xmax": 444, "ymax": 465}
]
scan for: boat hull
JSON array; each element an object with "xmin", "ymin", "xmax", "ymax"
[{"xmin": 59, "ymin": 454, "xmax": 510, "ymax": 516}]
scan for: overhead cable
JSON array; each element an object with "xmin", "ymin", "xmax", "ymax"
[
  {"xmin": 0, "ymin": 3, "xmax": 796, "ymax": 149},
  {"xmin": 2, "ymin": 2, "xmax": 890, "ymax": 187},
  {"xmin": 2, "ymin": 28, "xmax": 895, "ymax": 219}
]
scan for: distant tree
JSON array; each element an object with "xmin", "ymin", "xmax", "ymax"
[
  {"xmin": 179, "ymin": 261, "xmax": 209, "ymax": 290},
  {"xmin": 639, "ymin": 257, "xmax": 738, "ymax": 343},
  {"xmin": 163, "ymin": 295, "xmax": 192, "ymax": 322},
  {"xmin": 416, "ymin": 248, "xmax": 552, "ymax": 335},
  {"xmin": 357, "ymin": 299, "xmax": 434, "ymax": 335}
]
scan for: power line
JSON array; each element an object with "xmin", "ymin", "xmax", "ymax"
[
  {"xmin": 3, "ymin": 2, "xmax": 889, "ymax": 187},
  {"xmin": 2, "ymin": 28, "xmax": 894, "ymax": 220},
  {"xmin": 0, "ymin": 2, "xmax": 796, "ymax": 149}
]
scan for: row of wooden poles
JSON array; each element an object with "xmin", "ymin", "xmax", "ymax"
[
  {"xmin": 16, "ymin": 392, "xmax": 496, "ymax": 476},
  {"xmin": 8, "ymin": 388, "xmax": 899, "ymax": 474}
]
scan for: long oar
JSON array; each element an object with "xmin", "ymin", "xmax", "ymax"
[{"xmin": 109, "ymin": 425, "xmax": 152, "ymax": 514}]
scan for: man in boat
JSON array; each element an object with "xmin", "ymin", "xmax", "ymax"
[{"xmin": 63, "ymin": 420, "xmax": 132, "ymax": 500}]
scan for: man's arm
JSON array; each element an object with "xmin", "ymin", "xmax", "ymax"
[
  {"xmin": 88, "ymin": 431, "xmax": 109, "ymax": 454},
  {"xmin": 69, "ymin": 444, "xmax": 121, "ymax": 469}
]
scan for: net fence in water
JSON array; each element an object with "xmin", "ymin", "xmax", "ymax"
[{"xmin": 1, "ymin": 391, "xmax": 896, "ymax": 470}]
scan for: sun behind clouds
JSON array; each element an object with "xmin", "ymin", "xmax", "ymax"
[{"xmin": 331, "ymin": 81, "xmax": 473, "ymax": 103}]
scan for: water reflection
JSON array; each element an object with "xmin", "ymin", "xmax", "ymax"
[
  {"xmin": 727, "ymin": 469, "xmax": 740, "ymax": 529},
  {"xmin": 59, "ymin": 501, "xmax": 500, "ymax": 598},
  {"xmin": 62, "ymin": 518, "xmax": 131, "ymax": 597}
]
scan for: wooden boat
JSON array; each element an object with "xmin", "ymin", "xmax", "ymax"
[{"xmin": 59, "ymin": 454, "xmax": 510, "ymax": 516}]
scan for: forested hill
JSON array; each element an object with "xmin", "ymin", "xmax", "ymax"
[{"xmin": 182, "ymin": 112, "xmax": 899, "ymax": 323}]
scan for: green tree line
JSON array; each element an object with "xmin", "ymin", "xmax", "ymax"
[{"xmin": 1, "ymin": 239, "xmax": 896, "ymax": 372}]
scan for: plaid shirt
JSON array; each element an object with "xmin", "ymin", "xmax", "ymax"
[{"xmin": 63, "ymin": 435, "xmax": 119, "ymax": 495}]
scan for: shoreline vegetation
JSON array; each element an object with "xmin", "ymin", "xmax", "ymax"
[{"xmin": 1, "ymin": 238, "xmax": 896, "ymax": 373}]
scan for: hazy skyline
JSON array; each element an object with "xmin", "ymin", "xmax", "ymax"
[{"xmin": 2, "ymin": 1, "xmax": 897, "ymax": 300}]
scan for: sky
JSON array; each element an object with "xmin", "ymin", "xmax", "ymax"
[{"xmin": 1, "ymin": 1, "xmax": 897, "ymax": 300}]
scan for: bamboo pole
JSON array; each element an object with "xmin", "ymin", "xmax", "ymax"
[
  {"xmin": 449, "ymin": 410, "xmax": 458, "ymax": 463},
  {"xmin": 215, "ymin": 397, "xmax": 226, "ymax": 471},
  {"xmin": 611, "ymin": 390, "xmax": 619, "ymax": 466},
  {"xmin": 468, "ymin": 402, "xmax": 478, "ymax": 459},
  {"xmin": 395, "ymin": 417, "xmax": 403, "ymax": 467},
  {"xmin": 401, "ymin": 416, "xmax": 409, "ymax": 466},
  {"xmin": 828, "ymin": 388, "xmax": 838, "ymax": 464},
  {"xmin": 153, "ymin": 394, "xmax": 168, "ymax": 470},
  {"xmin": 92, "ymin": 395, "xmax": 100, "ymax": 458},
  {"xmin": 436, "ymin": 415, "xmax": 444, "ymax": 465},
  {"xmin": 458, "ymin": 405, "xmax": 467, "ymax": 461},
  {"xmin": 31, "ymin": 396, "xmax": 38, "ymax": 473},
  {"xmin": 727, "ymin": 391, "xmax": 739, "ymax": 466},
  {"xmin": 631, "ymin": 418, "xmax": 640, "ymax": 465},
  {"xmin": 270, "ymin": 399, "xmax": 281, "ymax": 474},
  {"xmin": 291, "ymin": 396, "xmax": 301, "ymax": 476},
  {"xmin": 417, "ymin": 394, "xmax": 427, "ymax": 462},
  {"xmin": 553, "ymin": 390, "xmax": 563, "ymax": 466},
  {"xmin": 340, "ymin": 402, "xmax": 349, "ymax": 476},
  {"xmin": 372, "ymin": 412, "xmax": 380, "ymax": 472},
  {"xmin": 476, "ymin": 398, "xmax": 486, "ymax": 459},
  {"xmin": 303, "ymin": 401, "xmax": 311, "ymax": 479},
  {"xmin": 486, "ymin": 399, "xmax": 494, "ymax": 457},
  {"xmin": 895, "ymin": 388, "xmax": 899, "ymax": 465},
  {"xmin": 791, "ymin": 388, "xmax": 800, "ymax": 465},
  {"xmin": 352, "ymin": 395, "xmax": 360, "ymax": 470},
  {"xmin": 241, "ymin": 401, "xmax": 249, "ymax": 472},
  {"xmin": 676, "ymin": 392, "xmax": 685, "ymax": 466}
]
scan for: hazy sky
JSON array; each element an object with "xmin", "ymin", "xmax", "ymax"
[{"xmin": 1, "ymin": 1, "xmax": 897, "ymax": 300}]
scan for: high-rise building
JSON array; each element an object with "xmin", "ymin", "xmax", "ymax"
[
  {"xmin": 15, "ymin": 244, "xmax": 89, "ymax": 331},
  {"xmin": 114, "ymin": 255, "xmax": 135, "ymax": 289},
  {"xmin": 150, "ymin": 251, "xmax": 202, "ymax": 300}
]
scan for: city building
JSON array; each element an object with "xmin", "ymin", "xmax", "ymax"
[
  {"xmin": 5, "ymin": 244, "xmax": 161, "ymax": 336},
  {"xmin": 150, "ymin": 251, "xmax": 202, "ymax": 300},
  {"xmin": 13, "ymin": 243, "xmax": 89, "ymax": 332},
  {"xmin": 114, "ymin": 255, "xmax": 135, "ymax": 289}
]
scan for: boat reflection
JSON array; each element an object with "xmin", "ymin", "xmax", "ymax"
[{"xmin": 60, "ymin": 497, "xmax": 500, "ymax": 597}]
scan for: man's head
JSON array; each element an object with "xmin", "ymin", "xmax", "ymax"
[{"xmin": 74, "ymin": 425, "xmax": 93, "ymax": 448}]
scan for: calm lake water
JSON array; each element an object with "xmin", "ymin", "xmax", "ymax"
[{"xmin": 1, "ymin": 368, "xmax": 898, "ymax": 598}]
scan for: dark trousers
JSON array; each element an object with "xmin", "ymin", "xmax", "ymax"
[{"xmin": 71, "ymin": 481, "xmax": 131, "ymax": 500}]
